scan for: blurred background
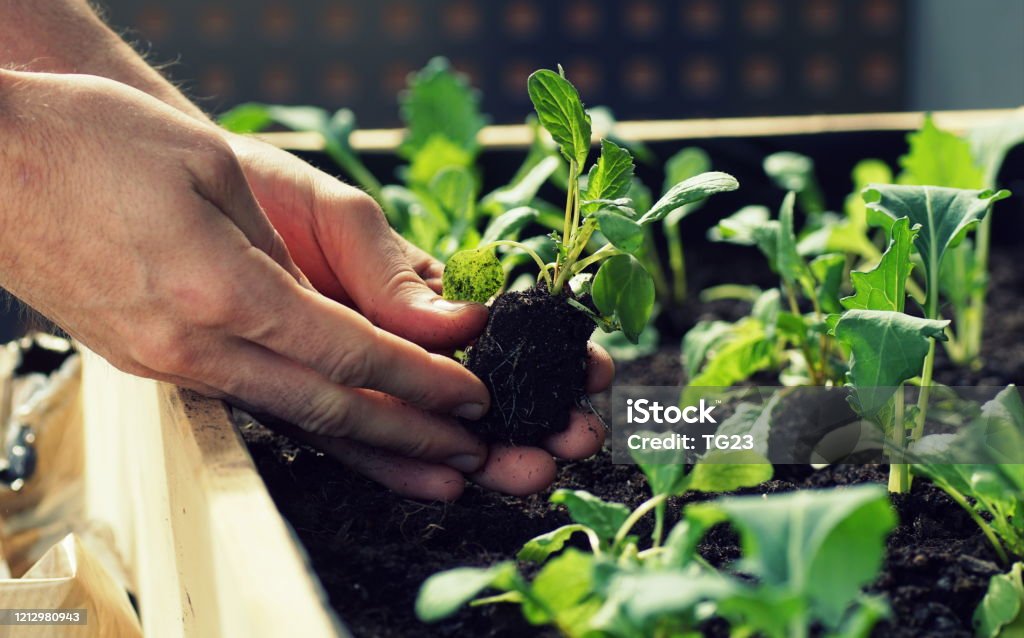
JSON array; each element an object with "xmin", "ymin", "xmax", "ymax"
[{"xmin": 2, "ymin": 0, "xmax": 1022, "ymax": 340}]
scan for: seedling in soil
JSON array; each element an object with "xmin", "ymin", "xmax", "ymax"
[
  {"xmin": 442, "ymin": 67, "xmax": 737, "ymax": 443},
  {"xmin": 416, "ymin": 473, "xmax": 898, "ymax": 638}
]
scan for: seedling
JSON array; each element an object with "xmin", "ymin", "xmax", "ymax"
[{"xmin": 442, "ymin": 67, "xmax": 736, "ymax": 443}]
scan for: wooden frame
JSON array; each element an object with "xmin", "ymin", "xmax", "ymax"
[
  {"xmin": 255, "ymin": 107, "xmax": 1023, "ymax": 153},
  {"xmin": 80, "ymin": 350, "xmax": 344, "ymax": 638}
]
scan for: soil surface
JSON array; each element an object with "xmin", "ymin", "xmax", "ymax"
[
  {"xmin": 463, "ymin": 286, "xmax": 595, "ymax": 444},
  {"xmin": 241, "ymin": 248, "xmax": 1023, "ymax": 638}
]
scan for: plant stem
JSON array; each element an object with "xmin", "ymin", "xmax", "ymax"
[
  {"xmin": 888, "ymin": 387, "xmax": 910, "ymax": 494},
  {"xmin": 481, "ymin": 240, "xmax": 553, "ymax": 288},
  {"xmin": 911, "ymin": 341, "xmax": 936, "ymax": 442},
  {"xmin": 942, "ymin": 486, "xmax": 1009, "ymax": 565},
  {"xmin": 569, "ymin": 245, "xmax": 620, "ymax": 277},
  {"xmin": 784, "ymin": 283, "xmax": 822, "ymax": 385},
  {"xmin": 613, "ymin": 495, "xmax": 667, "ymax": 549},
  {"xmin": 966, "ymin": 213, "xmax": 992, "ymax": 363},
  {"xmin": 652, "ymin": 501, "xmax": 666, "ymax": 548},
  {"xmin": 665, "ymin": 221, "xmax": 688, "ymax": 303}
]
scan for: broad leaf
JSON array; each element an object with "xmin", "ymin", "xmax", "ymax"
[
  {"xmin": 687, "ymin": 451, "xmax": 773, "ymax": 493},
  {"xmin": 764, "ymin": 151, "xmax": 816, "ymax": 194},
  {"xmin": 640, "ymin": 172, "xmax": 739, "ymax": 225},
  {"xmin": 687, "ymin": 319, "xmax": 774, "ymax": 389},
  {"xmin": 443, "ymin": 249, "xmax": 504, "ymax": 303},
  {"xmin": 527, "ymin": 69, "xmax": 592, "ymax": 168},
  {"xmin": 407, "ymin": 135, "xmax": 474, "ymax": 186},
  {"xmin": 592, "ymin": 211, "xmax": 644, "ymax": 254},
  {"xmin": 663, "ymin": 147, "xmax": 713, "ymax": 224},
  {"xmin": 522, "ymin": 550, "xmax": 597, "ymax": 628},
  {"xmin": 974, "ymin": 563, "xmax": 1024, "ymax": 638},
  {"xmin": 592, "ymin": 255, "xmax": 655, "ymax": 343},
  {"xmin": 481, "ymin": 206, "xmax": 539, "ymax": 244},
  {"xmin": 481, "ymin": 155, "xmax": 560, "ymax": 214},
  {"xmin": 399, "ymin": 57, "xmax": 485, "ymax": 159},
  {"xmin": 970, "ymin": 115, "xmax": 1024, "ymax": 186},
  {"xmin": 832, "ymin": 309, "xmax": 949, "ymax": 417},
  {"xmin": 687, "ymin": 485, "xmax": 896, "ymax": 628},
  {"xmin": 810, "ymin": 253, "xmax": 846, "ymax": 314},
  {"xmin": 841, "ymin": 216, "xmax": 918, "ymax": 312},
  {"xmin": 585, "ymin": 139, "xmax": 635, "ymax": 210},
  {"xmin": 430, "ymin": 166, "xmax": 476, "ymax": 221},
  {"xmin": 863, "ymin": 185, "xmax": 1010, "ymax": 306},
  {"xmin": 709, "ymin": 206, "xmax": 780, "ymax": 269},
  {"xmin": 416, "ymin": 562, "xmax": 518, "ymax": 622},
  {"xmin": 898, "ymin": 115, "xmax": 984, "ymax": 189},
  {"xmin": 518, "ymin": 524, "xmax": 592, "ymax": 563},
  {"xmin": 550, "ymin": 489, "xmax": 630, "ymax": 542}
]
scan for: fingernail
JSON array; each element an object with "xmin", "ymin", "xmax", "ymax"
[
  {"xmin": 453, "ymin": 402, "xmax": 487, "ymax": 420},
  {"xmin": 444, "ymin": 453, "xmax": 483, "ymax": 473},
  {"xmin": 431, "ymin": 298, "xmax": 478, "ymax": 313}
]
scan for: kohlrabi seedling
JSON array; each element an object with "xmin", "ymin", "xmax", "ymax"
[{"xmin": 442, "ymin": 67, "xmax": 737, "ymax": 444}]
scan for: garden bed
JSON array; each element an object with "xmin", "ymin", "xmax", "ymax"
[{"xmin": 241, "ymin": 245, "xmax": 1023, "ymax": 638}]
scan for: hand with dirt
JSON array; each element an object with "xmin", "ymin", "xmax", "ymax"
[
  {"xmin": 0, "ymin": 70, "xmax": 493, "ymax": 488},
  {"xmin": 227, "ymin": 133, "xmax": 613, "ymax": 500}
]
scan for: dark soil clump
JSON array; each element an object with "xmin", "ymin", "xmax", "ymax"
[{"xmin": 463, "ymin": 286, "xmax": 595, "ymax": 444}]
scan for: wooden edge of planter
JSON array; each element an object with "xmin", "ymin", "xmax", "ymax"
[
  {"xmin": 80, "ymin": 349, "xmax": 345, "ymax": 638},
  {"xmin": 254, "ymin": 107, "xmax": 1024, "ymax": 153}
]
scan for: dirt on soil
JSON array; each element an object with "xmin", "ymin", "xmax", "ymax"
[
  {"xmin": 241, "ymin": 249, "xmax": 1023, "ymax": 638},
  {"xmin": 462, "ymin": 286, "xmax": 595, "ymax": 444}
]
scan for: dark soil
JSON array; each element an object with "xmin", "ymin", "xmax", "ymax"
[
  {"xmin": 462, "ymin": 286, "xmax": 595, "ymax": 444},
  {"xmin": 240, "ymin": 248, "xmax": 1024, "ymax": 638}
]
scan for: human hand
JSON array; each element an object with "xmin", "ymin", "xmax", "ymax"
[
  {"xmin": 0, "ymin": 71, "xmax": 493, "ymax": 475},
  {"xmin": 226, "ymin": 133, "xmax": 612, "ymax": 500}
]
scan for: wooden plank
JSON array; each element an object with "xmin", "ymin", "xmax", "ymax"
[
  {"xmin": 80, "ymin": 350, "xmax": 343, "ymax": 638},
  {"xmin": 255, "ymin": 107, "xmax": 1023, "ymax": 153}
]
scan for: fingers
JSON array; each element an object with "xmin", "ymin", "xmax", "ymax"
[
  {"xmin": 586, "ymin": 342, "xmax": 615, "ymax": 393},
  {"xmin": 316, "ymin": 194, "xmax": 488, "ymax": 350},
  {"xmin": 202, "ymin": 338, "xmax": 487, "ymax": 468},
  {"xmin": 234, "ymin": 268, "xmax": 490, "ymax": 415},
  {"xmin": 471, "ymin": 445, "xmax": 557, "ymax": 497},
  {"xmin": 272, "ymin": 430, "xmax": 467, "ymax": 502},
  {"xmin": 544, "ymin": 410, "xmax": 606, "ymax": 460}
]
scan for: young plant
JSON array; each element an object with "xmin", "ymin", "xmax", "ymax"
[
  {"xmin": 688, "ymin": 191, "xmax": 844, "ymax": 388},
  {"xmin": 442, "ymin": 67, "xmax": 737, "ymax": 443},
  {"xmin": 416, "ymin": 480, "xmax": 898, "ymax": 638},
  {"xmin": 975, "ymin": 563, "xmax": 1024, "ymax": 638},
  {"xmin": 830, "ymin": 183, "xmax": 1009, "ymax": 492}
]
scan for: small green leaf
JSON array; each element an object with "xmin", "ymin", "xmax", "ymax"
[
  {"xmin": 591, "ymin": 255, "xmax": 655, "ymax": 343},
  {"xmin": 841, "ymin": 216, "xmax": 918, "ymax": 313},
  {"xmin": 664, "ymin": 147, "xmax": 712, "ymax": 195},
  {"xmin": 416, "ymin": 562, "xmax": 518, "ymax": 622},
  {"xmin": 443, "ymin": 249, "xmax": 504, "ymax": 303},
  {"xmin": 592, "ymin": 211, "xmax": 644, "ymax": 254},
  {"xmin": 399, "ymin": 57, "xmax": 486, "ymax": 160},
  {"xmin": 686, "ymin": 319, "xmax": 774, "ymax": 389},
  {"xmin": 970, "ymin": 114, "xmax": 1024, "ymax": 186},
  {"xmin": 764, "ymin": 151, "xmax": 816, "ymax": 194},
  {"xmin": 810, "ymin": 253, "xmax": 847, "ymax": 314},
  {"xmin": 584, "ymin": 139, "xmax": 635, "ymax": 210},
  {"xmin": 481, "ymin": 206, "xmax": 538, "ymax": 244},
  {"xmin": 430, "ymin": 166, "xmax": 476, "ymax": 220},
  {"xmin": 217, "ymin": 103, "xmax": 274, "ymax": 133},
  {"xmin": 550, "ymin": 489, "xmax": 630, "ymax": 542},
  {"xmin": 481, "ymin": 155, "xmax": 560, "ymax": 213},
  {"xmin": 518, "ymin": 524, "xmax": 592, "ymax": 563},
  {"xmin": 407, "ymin": 135, "xmax": 474, "ymax": 186},
  {"xmin": 709, "ymin": 206, "xmax": 780, "ymax": 269},
  {"xmin": 832, "ymin": 309, "xmax": 950, "ymax": 417},
  {"xmin": 682, "ymin": 320, "xmax": 734, "ymax": 377},
  {"xmin": 776, "ymin": 191, "xmax": 812, "ymax": 292},
  {"xmin": 974, "ymin": 563, "xmax": 1024, "ymax": 638},
  {"xmin": 687, "ymin": 451, "xmax": 773, "ymax": 493},
  {"xmin": 527, "ymin": 69, "xmax": 592, "ymax": 168},
  {"xmin": 523, "ymin": 550, "xmax": 596, "ymax": 626},
  {"xmin": 640, "ymin": 172, "xmax": 739, "ymax": 225},
  {"xmin": 898, "ymin": 115, "xmax": 984, "ymax": 189}
]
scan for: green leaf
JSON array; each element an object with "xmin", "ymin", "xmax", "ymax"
[
  {"xmin": 527, "ymin": 69, "xmax": 592, "ymax": 168},
  {"xmin": 640, "ymin": 172, "xmax": 739, "ymax": 225},
  {"xmin": 518, "ymin": 524, "xmax": 592, "ymax": 563},
  {"xmin": 687, "ymin": 485, "xmax": 897, "ymax": 629},
  {"xmin": 687, "ymin": 451, "xmax": 773, "ymax": 493},
  {"xmin": 974, "ymin": 563, "xmax": 1024, "ymax": 638},
  {"xmin": 841, "ymin": 216, "xmax": 918, "ymax": 312},
  {"xmin": 592, "ymin": 211, "xmax": 644, "ymax": 254},
  {"xmin": 898, "ymin": 115, "xmax": 984, "ymax": 189},
  {"xmin": 217, "ymin": 102, "xmax": 274, "ymax": 133},
  {"xmin": 584, "ymin": 140, "xmax": 635, "ymax": 211},
  {"xmin": 481, "ymin": 206, "xmax": 539, "ymax": 245},
  {"xmin": 550, "ymin": 489, "xmax": 630, "ymax": 542},
  {"xmin": 687, "ymin": 319, "xmax": 774, "ymax": 389},
  {"xmin": 523, "ymin": 550, "xmax": 596, "ymax": 626},
  {"xmin": 709, "ymin": 206, "xmax": 780, "ymax": 269},
  {"xmin": 430, "ymin": 166, "xmax": 476, "ymax": 220},
  {"xmin": 443, "ymin": 249, "xmax": 504, "ymax": 303},
  {"xmin": 407, "ymin": 134, "xmax": 474, "ymax": 186},
  {"xmin": 681, "ymin": 320, "xmax": 733, "ymax": 377},
  {"xmin": 832, "ymin": 309, "xmax": 949, "ymax": 417},
  {"xmin": 810, "ymin": 253, "xmax": 847, "ymax": 314},
  {"xmin": 416, "ymin": 562, "xmax": 518, "ymax": 622},
  {"xmin": 712, "ymin": 394, "xmax": 782, "ymax": 458},
  {"xmin": 630, "ymin": 434, "xmax": 686, "ymax": 497},
  {"xmin": 662, "ymin": 147, "xmax": 713, "ymax": 224},
  {"xmin": 591, "ymin": 255, "xmax": 655, "ymax": 343},
  {"xmin": 969, "ymin": 114, "xmax": 1024, "ymax": 187},
  {"xmin": 776, "ymin": 191, "xmax": 812, "ymax": 293},
  {"xmin": 863, "ymin": 185, "xmax": 1010, "ymax": 309},
  {"xmin": 481, "ymin": 155, "xmax": 560, "ymax": 214},
  {"xmin": 399, "ymin": 57, "xmax": 485, "ymax": 160},
  {"xmin": 591, "ymin": 323, "xmax": 658, "ymax": 361},
  {"xmin": 764, "ymin": 151, "xmax": 816, "ymax": 193}
]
